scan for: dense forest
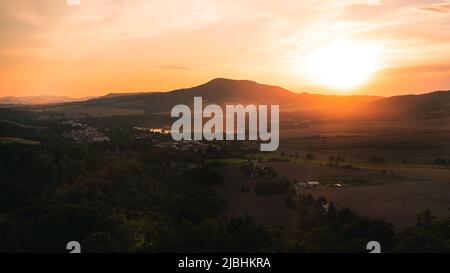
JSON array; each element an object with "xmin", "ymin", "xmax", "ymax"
[{"xmin": 0, "ymin": 108, "xmax": 449, "ymax": 252}]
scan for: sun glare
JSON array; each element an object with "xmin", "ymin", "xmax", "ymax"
[{"xmin": 301, "ymin": 40, "xmax": 383, "ymax": 91}]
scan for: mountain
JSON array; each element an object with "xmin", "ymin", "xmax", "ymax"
[
  {"xmin": 368, "ymin": 90, "xmax": 450, "ymax": 119},
  {"xmin": 68, "ymin": 78, "xmax": 381, "ymax": 115},
  {"xmin": 16, "ymin": 78, "xmax": 450, "ymax": 120},
  {"xmin": 100, "ymin": 92, "xmax": 146, "ymax": 99},
  {"xmin": 0, "ymin": 95, "xmax": 93, "ymax": 105}
]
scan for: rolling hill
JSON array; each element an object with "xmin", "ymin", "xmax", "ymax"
[
  {"xmin": 5, "ymin": 78, "xmax": 450, "ymax": 120},
  {"xmin": 0, "ymin": 95, "xmax": 93, "ymax": 105},
  {"xmin": 42, "ymin": 78, "xmax": 381, "ymax": 116},
  {"xmin": 367, "ymin": 90, "xmax": 450, "ymax": 119}
]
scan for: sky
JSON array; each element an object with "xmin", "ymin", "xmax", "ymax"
[{"xmin": 1, "ymin": 0, "xmax": 450, "ymax": 97}]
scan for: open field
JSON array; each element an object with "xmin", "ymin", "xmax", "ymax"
[
  {"xmin": 262, "ymin": 161, "xmax": 409, "ymax": 186},
  {"xmin": 305, "ymin": 181, "xmax": 450, "ymax": 230},
  {"xmin": 0, "ymin": 137, "xmax": 40, "ymax": 145},
  {"xmin": 215, "ymin": 159, "xmax": 450, "ymax": 230},
  {"xmin": 217, "ymin": 165, "xmax": 298, "ymax": 229},
  {"xmin": 269, "ymin": 124, "xmax": 450, "ymax": 229},
  {"xmin": 279, "ymin": 118, "xmax": 450, "ymax": 139},
  {"xmin": 34, "ymin": 104, "xmax": 145, "ymax": 118},
  {"xmin": 0, "ymin": 119, "xmax": 46, "ymax": 129},
  {"xmin": 280, "ymin": 131, "xmax": 450, "ymax": 164},
  {"xmin": 232, "ymin": 158, "xmax": 450, "ymax": 229},
  {"xmin": 208, "ymin": 118, "xmax": 450, "ymax": 230}
]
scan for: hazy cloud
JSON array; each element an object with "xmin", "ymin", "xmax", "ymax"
[
  {"xmin": 420, "ymin": 2, "xmax": 450, "ymax": 13},
  {"xmin": 380, "ymin": 64, "xmax": 450, "ymax": 75}
]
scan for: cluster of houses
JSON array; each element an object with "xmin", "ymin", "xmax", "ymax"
[
  {"xmin": 62, "ymin": 120, "xmax": 83, "ymax": 128},
  {"xmin": 134, "ymin": 127, "xmax": 170, "ymax": 137},
  {"xmin": 62, "ymin": 120, "xmax": 110, "ymax": 144},
  {"xmin": 294, "ymin": 180, "xmax": 346, "ymax": 192},
  {"xmin": 295, "ymin": 181, "xmax": 321, "ymax": 189},
  {"xmin": 153, "ymin": 140, "xmax": 222, "ymax": 153},
  {"xmin": 133, "ymin": 127, "xmax": 171, "ymax": 142}
]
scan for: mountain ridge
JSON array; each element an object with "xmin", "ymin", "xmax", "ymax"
[
  {"xmin": 4, "ymin": 78, "xmax": 450, "ymax": 119},
  {"xmin": 0, "ymin": 95, "xmax": 94, "ymax": 105}
]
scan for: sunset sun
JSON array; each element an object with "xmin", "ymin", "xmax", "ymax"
[{"xmin": 302, "ymin": 40, "xmax": 383, "ymax": 90}]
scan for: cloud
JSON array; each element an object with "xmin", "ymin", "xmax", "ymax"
[
  {"xmin": 379, "ymin": 64, "xmax": 450, "ymax": 75},
  {"xmin": 336, "ymin": 3, "xmax": 390, "ymax": 22},
  {"xmin": 420, "ymin": 2, "xmax": 450, "ymax": 13}
]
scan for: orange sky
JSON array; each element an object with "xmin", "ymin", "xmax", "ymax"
[{"xmin": 1, "ymin": 0, "xmax": 450, "ymax": 97}]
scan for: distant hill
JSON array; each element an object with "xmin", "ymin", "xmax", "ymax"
[
  {"xmin": 67, "ymin": 78, "xmax": 381, "ymax": 116},
  {"xmin": 99, "ymin": 92, "xmax": 146, "ymax": 99},
  {"xmin": 367, "ymin": 90, "xmax": 450, "ymax": 119},
  {"xmin": 0, "ymin": 95, "xmax": 93, "ymax": 105},
  {"xmin": 11, "ymin": 78, "xmax": 450, "ymax": 120}
]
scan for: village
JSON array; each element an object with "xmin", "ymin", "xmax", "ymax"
[{"xmin": 62, "ymin": 120, "xmax": 110, "ymax": 144}]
